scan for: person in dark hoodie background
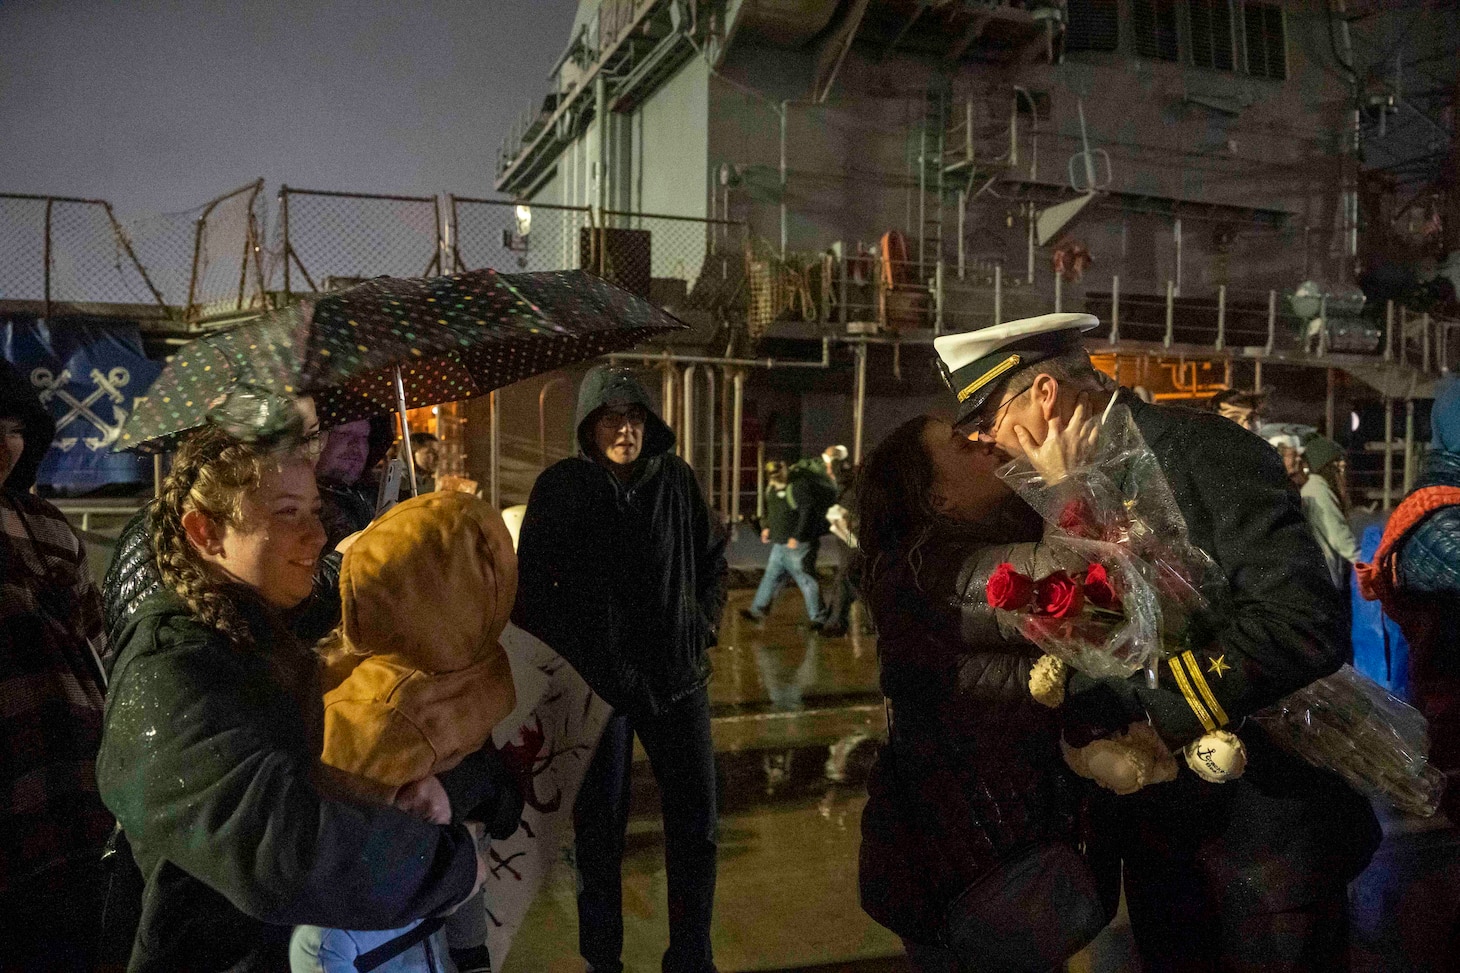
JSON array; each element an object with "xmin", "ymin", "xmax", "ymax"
[
  {"xmin": 514, "ymin": 366, "xmax": 727, "ymax": 973},
  {"xmin": 0, "ymin": 359, "xmax": 114, "ymax": 970}
]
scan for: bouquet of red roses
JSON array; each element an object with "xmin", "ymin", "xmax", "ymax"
[{"xmin": 985, "ymin": 537, "xmax": 1161, "ymax": 681}]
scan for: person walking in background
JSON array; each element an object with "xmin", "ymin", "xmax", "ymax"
[
  {"xmin": 820, "ymin": 467, "xmax": 861, "ymax": 638},
  {"xmin": 1271, "ymin": 434, "xmax": 1360, "ymax": 588},
  {"xmin": 0, "ymin": 359, "xmax": 115, "ymax": 971},
  {"xmin": 514, "ymin": 366, "xmax": 726, "ymax": 973},
  {"xmin": 741, "ymin": 460, "xmax": 828, "ymax": 628}
]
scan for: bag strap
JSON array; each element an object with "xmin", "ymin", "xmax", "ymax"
[{"xmin": 354, "ymin": 917, "xmax": 447, "ymax": 973}]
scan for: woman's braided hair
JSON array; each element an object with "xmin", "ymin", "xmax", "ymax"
[{"xmin": 152, "ymin": 425, "xmax": 280, "ymax": 645}]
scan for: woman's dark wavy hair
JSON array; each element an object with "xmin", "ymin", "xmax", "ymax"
[{"xmin": 855, "ymin": 415, "xmax": 942, "ymax": 601}]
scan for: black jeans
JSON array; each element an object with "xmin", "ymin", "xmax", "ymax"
[{"xmin": 573, "ymin": 688, "xmax": 718, "ymax": 973}]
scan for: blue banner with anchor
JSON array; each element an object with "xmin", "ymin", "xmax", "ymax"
[{"xmin": 2, "ymin": 317, "xmax": 161, "ymax": 494}]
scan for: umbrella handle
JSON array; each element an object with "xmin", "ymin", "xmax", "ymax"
[{"xmin": 394, "ymin": 366, "xmax": 420, "ymax": 497}]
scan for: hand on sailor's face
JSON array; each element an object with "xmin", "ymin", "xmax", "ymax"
[{"xmin": 1014, "ymin": 393, "xmax": 1097, "ymax": 483}]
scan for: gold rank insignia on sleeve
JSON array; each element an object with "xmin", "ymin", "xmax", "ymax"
[
  {"xmin": 1207, "ymin": 654, "xmax": 1230, "ymax": 678},
  {"xmin": 1168, "ymin": 651, "xmax": 1230, "ymax": 732}
]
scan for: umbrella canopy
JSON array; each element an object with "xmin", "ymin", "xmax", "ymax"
[{"xmin": 117, "ymin": 269, "xmax": 686, "ymax": 453}]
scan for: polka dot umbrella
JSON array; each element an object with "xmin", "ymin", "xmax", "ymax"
[{"xmin": 117, "ymin": 268, "xmax": 688, "ymax": 460}]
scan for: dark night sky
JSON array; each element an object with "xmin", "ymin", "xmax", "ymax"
[{"xmin": 0, "ymin": 0, "xmax": 580, "ymax": 218}]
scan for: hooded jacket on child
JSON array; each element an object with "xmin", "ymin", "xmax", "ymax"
[{"xmin": 321, "ymin": 491, "xmax": 518, "ymax": 798}]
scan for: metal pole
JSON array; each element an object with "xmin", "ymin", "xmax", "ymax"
[
  {"xmin": 1404, "ymin": 398, "xmax": 1416, "ymax": 493},
  {"xmin": 1164, "ymin": 280, "xmax": 1175, "ymax": 348},
  {"xmin": 1385, "ymin": 299, "xmax": 1395, "ymax": 361},
  {"xmin": 1266, "ymin": 290, "xmax": 1277, "ymax": 354},
  {"xmin": 934, "ymin": 260, "xmax": 945, "ymax": 334},
  {"xmin": 1383, "ymin": 397, "xmax": 1394, "ymax": 510},
  {"xmin": 1027, "ymin": 204, "xmax": 1035, "ymax": 284},
  {"xmin": 42, "ymin": 198, "xmax": 53, "ymax": 319},
  {"xmin": 394, "ymin": 366, "xmax": 419, "ymax": 496},
  {"xmin": 1325, "ymin": 368, "xmax": 1336, "ymax": 437},
  {"xmin": 1215, "ymin": 284, "xmax": 1226, "ymax": 350},
  {"xmin": 779, "ymin": 101, "xmax": 788, "ymax": 259},
  {"xmin": 1173, "ymin": 218, "xmax": 1182, "ymax": 296},
  {"xmin": 719, "ymin": 366, "xmax": 732, "ymax": 516},
  {"xmin": 661, "ymin": 364, "xmax": 676, "ymax": 441},
  {"xmin": 281, "ymin": 188, "xmax": 292, "ymax": 304},
  {"xmin": 1254, "ymin": 358, "xmax": 1264, "ymax": 392},
  {"xmin": 957, "ymin": 188, "xmax": 966, "ymax": 279},
  {"xmin": 489, "ymin": 390, "xmax": 501, "ymax": 508},
  {"xmin": 853, "ymin": 342, "xmax": 868, "ymax": 465},
  {"xmin": 731, "ymin": 371, "xmax": 745, "ymax": 534},
  {"xmin": 1109, "ymin": 275, "xmax": 1120, "ymax": 344},
  {"xmin": 1054, "ymin": 271, "xmax": 1062, "ymax": 313},
  {"xmin": 703, "ymin": 367, "xmax": 716, "ymax": 503},
  {"xmin": 186, "ymin": 213, "xmax": 206, "ymax": 321},
  {"xmin": 1317, "ymin": 294, "xmax": 1328, "ymax": 357},
  {"xmin": 153, "ymin": 453, "xmax": 163, "ymax": 499},
  {"xmin": 595, "ymin": 76, "xmax": 608, "ymax": 216},
  {"xmin": 756, "ymin": 440, "xmax": 766, "ymax": 521},
  {"xmin": 1401, "ymin": 307, "xmax": 1408, "ymax": 367},
  {"xmin": 682, "ymin": 364, "xmax": 697, "ymax": 478},
  {"xmin": 838, "ymin": 251, "xmax": 848, "ymax": 329},
  {"xmin": 994, "ymin": 264, "xmax": 1003, "ymax": 327}
]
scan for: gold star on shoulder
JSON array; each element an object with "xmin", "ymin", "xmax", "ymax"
[{"xmin": 1207, "ymin": 655, "xmax": 1231, "ymax": 678}]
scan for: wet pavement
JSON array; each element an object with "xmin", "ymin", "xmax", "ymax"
[{"xmin": 497, "ymin": 582, "xmax": 1458, "ymax": 973}]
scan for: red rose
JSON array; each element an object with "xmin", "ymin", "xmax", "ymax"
[
  {"xmin": 986, "ymin": 562, "xmax": 1035, "ymax": 610},
  {"xmin": 1057, "ymin": 499, "xmax": 1100, "ymax": 539},
  {"xmin": 1083, "ymin": 564, "xmax": 1121, "ymax": 610},
  {"xmin": 1034, "ymin": 571, "xmax": 1085, "ymax": 618}
]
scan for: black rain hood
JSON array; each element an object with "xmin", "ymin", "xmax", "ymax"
[
  {"xmin": 0, "ymin": 357, "xmax": 55, "ymax": 492},
  {"xmin": 574, "ymin": 365, "xmax": 675, "ymax": 462}
]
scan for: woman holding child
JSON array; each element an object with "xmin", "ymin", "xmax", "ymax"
[{"xmin": 97, "ymin": 421, "xmax": 489, "ymax": 972}]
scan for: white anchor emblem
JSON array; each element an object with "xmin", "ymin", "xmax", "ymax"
[{"xmin": 31, "ymin": 366, "xmax": 131, "ymax": 451}]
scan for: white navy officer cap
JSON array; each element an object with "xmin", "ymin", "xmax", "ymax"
[{"xmin": 933, "ymin": 312, "xmax": 1099, "ymax": 428}]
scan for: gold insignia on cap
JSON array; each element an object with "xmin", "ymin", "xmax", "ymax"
[{"xmin": 956, "ymin": 354, "xmax": 1022, "ymax": 404}]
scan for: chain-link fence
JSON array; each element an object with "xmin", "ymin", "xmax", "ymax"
[
  {"xmin": 276, "ymin": 187, "xmax": 443, "ymax": 300},
  {"xmin": 0, "ymin": 194, "xmax": 168, "ymax": 312},
  {"xmin": 125, "ymin": 180, "xmax": 268, "ymax": 321},
  {"xmin": 450, "ymin": 197, "xmax": 593, "ymax": 274}
]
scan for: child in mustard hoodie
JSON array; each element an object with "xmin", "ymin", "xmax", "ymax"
[{"xmin": 291, "ymin": 492, "xmax": 522, "ymax": 973}]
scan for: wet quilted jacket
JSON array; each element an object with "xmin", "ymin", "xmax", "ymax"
[
  {"xmin": 103, "ymin": 503, "xmax": 343, "ymax": 656},
  {"xmin": 859, "ymin": 501, "xmax": 1083, "ymax": 938},
  {"xmin": 1398, "ymin": 450, "xmax": 1460, "ymax": 595}
]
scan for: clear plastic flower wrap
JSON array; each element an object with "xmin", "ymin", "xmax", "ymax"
[
  {"xmin": 996, "ymin": 404, "xmax": 1220, "ymax": 665},
  {"xmin": 1251, "ymin": 664, "xmax": 1446, "ymax": 817},
  {"xmin": 986, "ymin": 536, "xmax": 1164, "ymax": 680},
  {"xmin": 994, "ymin": 401, "xmax": 1445, "ymax": 814}
]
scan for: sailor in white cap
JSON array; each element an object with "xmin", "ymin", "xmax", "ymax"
[{"xmin": 928, "ymin": 313, "xmax": 1379, "ymax": 970}]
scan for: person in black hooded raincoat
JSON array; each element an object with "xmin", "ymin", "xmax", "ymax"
[
  {"xmin": 1, "ymin": 358, "xmax": 115, "ymax": 971},
  {"xmin": 514, "ymin": 365, "xmax": 727, "ymax": 973}
]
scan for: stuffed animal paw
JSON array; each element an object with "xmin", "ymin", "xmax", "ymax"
[
  {"xmin": 1182, "ymin": 729, "xmax": 1248, "ymax": 783},
  {"xmin": 1028, "ymin": 654, "xmax": 1068, "ymax": 708},
  {"xmin": 1062, "ymin": 722, "xmax": 1179, "ymax": 796}
]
